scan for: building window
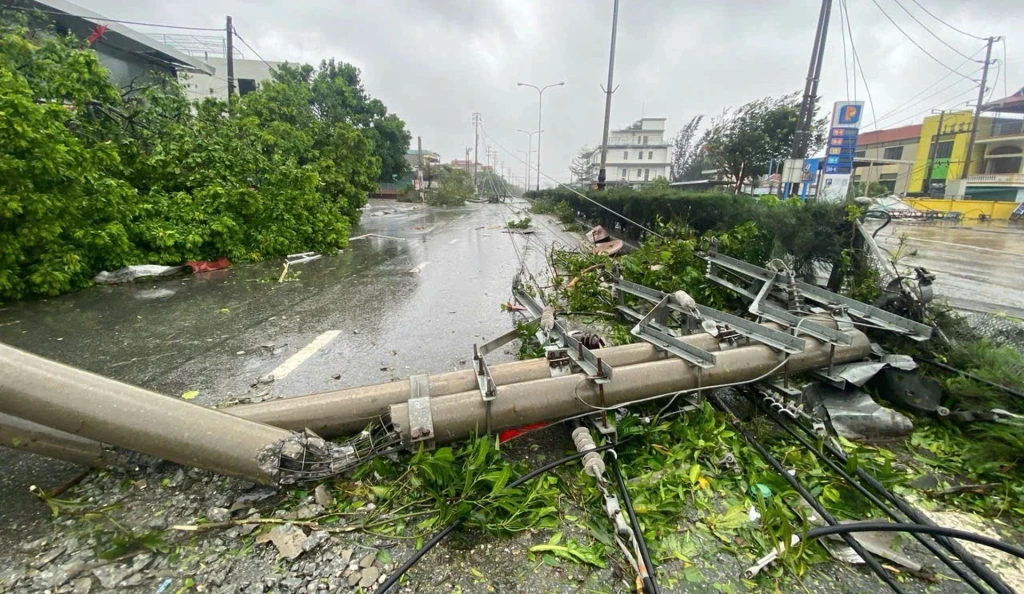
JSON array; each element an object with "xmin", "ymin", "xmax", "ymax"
[
  {"xmin": 620, "ymin": 168, "xmax": 627, "ymax": 179},
  {"xmin": 238, "ymin": 78, "xmax": 257, "ymax": 95},
  {"xmin": 643, "ymin": 136, "xmax": 649, "ymax": 145},
  {"xmin": 637, "ymin": 169, "xmax": 642, "ymax": 177},
  {"xmin": 638, "ymin": 151, "xmax": 644, "ymax": 160},
  {"xmin": 855, "ymin": 150, "xmax": 866, "ymax": 158},
  {"xmin": 929, "ymin": 141, "xmax": 954, "ymax": 160},
  {"xmin": 644, "ymin": 168, "xmax": 650, "ymax": 181},
  {"xmin": 883, "ymin": 146, "xmax": 903, "ymax": 160},
  {"xmin": 648, "ymin": 150, "xmax": 653, "ymax": 160},
  {"xmin": 623, "ymin": 151, "xmax": 628, "ymax": 160}
]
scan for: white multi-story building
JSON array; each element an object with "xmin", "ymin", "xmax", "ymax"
[{"xmin": 588, "ymin": 118, "xmax": 671, "ymax": 185}]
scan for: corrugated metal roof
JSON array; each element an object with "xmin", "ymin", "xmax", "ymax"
[{"xmin": 30, "ymin": 0, "xmax": 215, "ymax": 75}]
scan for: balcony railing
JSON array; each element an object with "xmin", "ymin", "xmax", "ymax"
[
  {"xmin": 966, "ymin": 173, "xmax": 1024, "ymax": 185},
  {"xmin": 988, "ymin": 120, "xmax": 1024, "ymax": 138}
]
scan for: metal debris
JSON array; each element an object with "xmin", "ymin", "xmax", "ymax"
[{"xmin": 805, "ymin": 383, "xmax": 914, "ymax": 443}]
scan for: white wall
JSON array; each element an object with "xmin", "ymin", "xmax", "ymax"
[{"xmin": 180, "ymin": 57, "xmax": 282, "ymax": 102}]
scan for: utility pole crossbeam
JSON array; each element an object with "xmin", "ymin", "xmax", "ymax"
[
  {"xmin": 597, "ymin": 0, "xmax": 620, "ymax": 190},
  {"xmin": 225, "ymin": 16, "xmax": 236, "ymax": 100},
  {"xmin": 961, "ymin": 36, "xmax": 997, "ymax": 181}
]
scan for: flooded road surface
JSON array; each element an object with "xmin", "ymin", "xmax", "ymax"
[
  {"xmin": 869, "ymin": 219, "xmax": 1024, "ymax": 318},
  {"xmin": 0, "ymin": 199, "xmax": 577, "ymax": 540}
]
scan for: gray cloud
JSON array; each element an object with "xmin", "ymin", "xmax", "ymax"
[{"xmin": 76, "ymin": 0, "xmax": 1024, "ymax": 185}]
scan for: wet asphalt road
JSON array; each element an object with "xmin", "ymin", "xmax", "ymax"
[
  {"xmin": 0, "ymin": 198, "xmax": 578, "ymax": 543},
  {"xmin": 870, "ymin": 219, "xmax": 1024, "ymax": 318}
]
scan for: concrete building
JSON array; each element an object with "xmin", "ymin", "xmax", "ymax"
[
  {"xmin": 180, "ymin": 57, "xmax": 283, "ymax": 102},
  {"xmin": 852, "ymin": 124, "xmax": 920, "ymax": 195},
  {"xmin": 587, "ymin": 118, "xmax": 671, "ymax": 186},
  {"xmin": 27, "ymin": 0, "xmax": 214, "ymax": 87},
  {"xmin": 904, "ymin": 90, "xmax": 1024, "ymax": 202},
  {"xmin": 404, "ymin": 149, "xmax": 440, "ymax": 172}
]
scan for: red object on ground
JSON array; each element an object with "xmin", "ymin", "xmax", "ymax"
[
  {"xmin": 504, "ymin": 302, "xmax": 527, "ymax": 312},
  {"xmin": 187, "ymin": 257, "xmax": 231, "ymax": 273},
  {"xmin": 86, "ymin": 24, "xmax": 108, "ymax": 45},
  {"xmin": 499, "ymin": 423, "xmax": 548, "ymax": 443}
]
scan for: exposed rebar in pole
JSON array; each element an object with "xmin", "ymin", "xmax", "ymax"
[
  {"xmin": 791, "ymin": 0, "xmax": 831, "ymax": 159},
  {"xmin": 225, "ymin": 16, "xmax": 236, "ymax": 100},
  {"xmin": 961, "ymin": 36, "xmax": 996, "ymax": 180},
  {"xmin": 597, "ymin": 0, "xmax": 620, "ymax": 190}
]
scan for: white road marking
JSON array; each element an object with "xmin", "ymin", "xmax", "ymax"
[
  {"xmin": 409, "ymin": 261, "xmax": 430, "ymax": 273},
  {"xmin": 449, "ymin": 239, "xmax": 459, "ymax": 244},
  {"xmin": 270, "ymin": 330, "xmax": 341, "ymax": 380},
  {"xmin": 903, "ymin": 236, "xmax": 1022, "ymax": 256}
]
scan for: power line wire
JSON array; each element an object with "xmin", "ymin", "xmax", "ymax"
[
  {"xmin": 838, "ymin": 3, "xmax": 851, "ymax": 100},
  {"xmin": 872, "ymin": 71, "xmax": 979, "ymax": 127},
  {"xmin": 890, "ymin": 0, "xmax": 979, "ymax": 61},
  {"xmin": 2, "ymin": 4, "xmax": 222, "ymax": 31},
  {"xmin": 842, "ymin": 0, "xmax": 876, "ymax": 129},
  {"xmin": 231, "ymin": 28, "xmax": 277, "ymax": 74},
  {"xmin": 865, "ymin": 46, "xmax": 983, "ymax": 128},
  {"xmin": 867, "ymin": 0, "xmax": 978, "ymax": 82},
  {"xmin": 907, "ymin": 0, "xmax": 988, "ymax": 41},
  {"xmin": 878, "ymin": 88, "xmax": 976, "ymax": 129}
]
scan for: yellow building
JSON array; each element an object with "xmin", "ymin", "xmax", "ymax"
[{"xmin": 907, "ymin": 88, "xmax": 1024, "ymax": 203}]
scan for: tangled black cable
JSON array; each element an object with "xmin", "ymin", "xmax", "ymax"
[
  {"xmin": 609, "ymin": 449, "xmax": 661, "ymax": 594},
  {"xmin": 373, "ymin": 442, "xmax": 618, "ymax": 594},
  {"xmin": 805, "ymin": 523, "xmax": 1024, "ymax": 560},
  {"xmin": 747, "ymin": 391, "xmax": 1002, "ymax": 594}
]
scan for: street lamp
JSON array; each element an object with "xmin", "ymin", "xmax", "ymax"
[
  {"xmin": 518, "ymin": 81, "xmax": 564, "ymax": 191},
  {"xmin": 516, "ymin": 147, "xmax": 536, "ymax": 194},
  {"xmin": 517, "ymin": 129, "xmax": 542, "ymax": 191}
]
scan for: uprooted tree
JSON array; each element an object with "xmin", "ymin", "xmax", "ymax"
[{"xmin": 0, "ymin": 9, "xmax": 408, "ymax": 302}]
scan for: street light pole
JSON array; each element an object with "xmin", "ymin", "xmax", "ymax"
[
  {"xmin": 517, "ymin": 129, "xmax": 541, "ymax": 192},
  {"xmin": 518, "ymin": 81, "xmax": 564, "ymax": 191}
]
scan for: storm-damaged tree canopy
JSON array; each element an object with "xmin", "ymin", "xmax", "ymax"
[{"xmin": 0, "ymin": 9, "xmax": 409, "ymax": 302}]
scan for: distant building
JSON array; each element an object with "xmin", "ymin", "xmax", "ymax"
[
  {"xmin": 587, "ymin": 118, "xmax": 671, "ymax": 186},
  {"xmin": 449, "ymin": 159, "xmax": 491, "ymax": 175},
  {"xmin": 405, "ymin": 149, "xmax": 440, "ymax": 172},
  {"xmin": 852, "ymin": 124, "xmax": 920, "ymax": 195},
  {"xmin": 27, "ymin": 0, "xmax": 214, "ymax": 88}
]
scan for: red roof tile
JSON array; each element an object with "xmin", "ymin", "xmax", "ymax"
[{"xmin": 857, "ymin": 124, "xmax": 922, "ymax": 146}]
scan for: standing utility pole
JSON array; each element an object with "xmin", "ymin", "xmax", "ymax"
[
  {"xmin": 518, "ymin": 81, "xmax": 565, "ymax": 191},
  {"xmin": 597, "ymin": 0, "xmax": 620, "ymax": 190},
  {"xmin": 225, "ymin": 16, "xmax": 236, "ymax": 99},
  {"xmin": 472, "ymin": 113, "xmax": 481, "ymax": 188},
  {"xmin": 790, "ymin": 0, "xmax": 832, "ymax": 159},
  {"xmin": 924, "ymin": 110, "xmax": 946, "ymax": 194},
  {"xmin": 962, "ymin": 36, "xmax": 997, "ymax": 180}
]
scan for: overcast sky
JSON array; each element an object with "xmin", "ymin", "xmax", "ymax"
[{"xmin": 78, "ymin": 0, "xmax": 1024, "ymax": 186}]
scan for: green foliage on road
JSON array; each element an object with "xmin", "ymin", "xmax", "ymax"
[
  {"xmin": 0, "ymin": 10, "xmax": 408, "ymax": 302},
  {"xmin": 428, "ymin": 167, "xmax": 473, "ymax": 206}
]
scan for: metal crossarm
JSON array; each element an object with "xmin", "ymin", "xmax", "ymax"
[
  {"xmin": 513, "ymin": 282, "xmax": 613, "ymax": 381},
  {"xmin": 613, "ymin": 277, "xmax": 806, "ymax": 354},
  {"xmin": 631, "ymin": 295, "xmax": 717, "ymax": 368},
  {"xmin": 705, "ymin": 252, "xmax": 932, "ymax": 342}
]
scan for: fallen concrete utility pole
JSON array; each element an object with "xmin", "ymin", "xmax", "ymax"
[
  {"xmin": 0, "ymin": 413, "xmax": 119, "ymax": 469},
  {"xmin": 228, "ymin": 338, "xmax": 726, "ymax": 437},
  {"xmin": 390, "ymin": 329, "xmax": 871, "ymax": 445},
  {"xmin": 0, "ymin": 337, "xmax": 732, "ymax": 470},
  {"xmin": 0, "ymin": 343, "xmax": 383, "ymax": 486}
]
